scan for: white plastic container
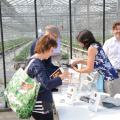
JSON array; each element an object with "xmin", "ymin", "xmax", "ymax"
[
  {"xmin": 65, "ymin": 85, "xmax": 77, "ymax": 104},
  {"xmin": 88, "ymin": 91, "xmax": 100, "ymax": 112}
]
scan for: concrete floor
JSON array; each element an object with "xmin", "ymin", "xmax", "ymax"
[{"xmin": 0, "ymin": 111, "xmax": 34, "ymax": 120}]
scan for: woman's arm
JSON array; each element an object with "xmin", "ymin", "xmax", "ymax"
[
  {"xmin": 71, "ymin": 46, "xmax": 97, "ymax": 73},
  {"xmin": 36, "ymin": 66, "xmax": 62, "ymax": 90},
  {"xmin": 71, "ymin": 59, "xmax": 87, "ymax": 66},
  {"xmin": 28, "ymin": 60, "xmax": 69, "ymax": 90}
]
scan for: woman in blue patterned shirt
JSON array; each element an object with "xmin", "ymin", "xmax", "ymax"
[
  {"xmin": 71, "ymin": 30, "xmax": 119, "ymax": 97},
  {"xmin": 27, "ymin": 35, "xmax": 70, "ymax": 120}
]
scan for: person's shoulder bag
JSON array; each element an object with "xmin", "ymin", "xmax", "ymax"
[{"xmin": 4, "ymin": 59, "xmax": 40, "ymax": 119}]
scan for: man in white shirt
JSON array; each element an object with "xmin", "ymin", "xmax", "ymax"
[
  {"xmin": 103, "ymin": 21, "xmax": 120, "ymax": 72},
  {"xmin": 103, "ymin": 21, "xmax": 120, "ymax": 97}
]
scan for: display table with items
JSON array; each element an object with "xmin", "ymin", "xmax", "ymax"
[
  {"xmin": 53, "ymin": 90, "xmax": 120, "ymax": 120},
  {"xmin": 52, "ymin": 61, "xmax": 120, "ymax": 120}
]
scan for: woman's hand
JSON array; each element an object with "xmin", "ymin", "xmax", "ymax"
[
  {"xmin": 71, "ymin": 64, "xmax": 80, "ymax": 73},
  {"xmin": 71, "ymin": 62, "xmax": 78, "ymax": 67}
]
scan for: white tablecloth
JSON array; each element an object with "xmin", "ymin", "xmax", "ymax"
[{"xmin": 53, "ymin": 93, "xmax": 120, "ymax": 120}]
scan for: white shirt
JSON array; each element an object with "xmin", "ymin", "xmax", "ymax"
[{"xmin": 103, "ymin": 36, "xmax": 120, "ymax": 69}]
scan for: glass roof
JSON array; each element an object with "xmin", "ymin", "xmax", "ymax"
[{"xmin": 1, "ymin": 0, "xmax": 119, "ymax": 40}]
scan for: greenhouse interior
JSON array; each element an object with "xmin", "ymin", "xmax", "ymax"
[{"xmin": 0, "ymin": 0, "xmax": 120, "ymax": 120}]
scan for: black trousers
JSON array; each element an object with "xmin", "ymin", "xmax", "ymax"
[{"xmin": 32, "ymin": 112, "xmax": 53, "ymax": 120}]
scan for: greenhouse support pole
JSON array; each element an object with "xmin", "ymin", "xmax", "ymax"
[
  {"xmin": 69, "ymin": 0, "xmax": 72, "ymax": 59},
  {"xmin": 0, "ymin": 0, "xmax": 8, "ymax": 109},
  {"xmin": 34, "ymin": 0, "xmax": 38, "ymax": 39},
  {"xmin": 103, "ymin": 0, "xmax": 105, "ymax": 44}
]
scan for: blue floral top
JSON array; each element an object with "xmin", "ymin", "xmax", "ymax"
[{"xmin": 91, "ymin": 44, "xmax": 119, "ymax": 81}]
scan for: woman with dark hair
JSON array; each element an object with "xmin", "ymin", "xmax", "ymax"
[
  {"xmin": 71, "ymin": 30, "xmax": 119, "ymax": 96},
  {"xmin": 27, "ymin": 35, "xmax": 70, "ymax": 120},
  {"xmin": 76, "ymin": 29, "xmax": 102, "ymax": 49}
]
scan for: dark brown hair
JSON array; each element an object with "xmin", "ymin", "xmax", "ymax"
[
  {"xmin": 112, "ymin": 21, "xmax": 120, "ymax": 30},
  {"xmin": 76, "ymin": 29, "xmax": 101, "ymax": 49},
  {"xmin": 34, "ymin": 35, "xmax": 57, "ymax": 54}
]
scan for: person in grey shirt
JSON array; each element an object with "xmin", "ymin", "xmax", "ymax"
[{"xmin": 30, "ymin": 25, "xmax": 61, "ymax": 77}]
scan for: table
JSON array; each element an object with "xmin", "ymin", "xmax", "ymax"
[{"xmin": 53, "ymin": 92, "xmax": 120, "ymax": 120}]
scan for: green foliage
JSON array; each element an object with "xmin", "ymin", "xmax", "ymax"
[
  {"xmin": 61, "ymin": 53, "xmax": 69, "ymax": 59},
  {"xmin": 61, "ymin": 34, "xmax": 113, "ymax": 49},
  {"xmin": 0, "ymin": 38, "xmax": 32, "ymax": 52},
  {"xmin": 14, "ymin": 44, "xmax": 31, "ymax": 61}
]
